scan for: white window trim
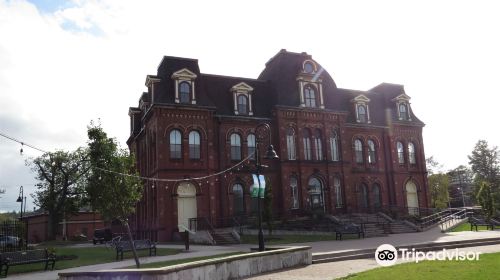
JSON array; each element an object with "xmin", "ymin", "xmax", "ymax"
[
  {"xmin": 231, "ymin": 82, "xmax": 254, "ymax": 116},
  {"xmin": 171, "ymin": 68, "xmax": 197, "ymax": 104},
  {"xmin": 351, "ymin": 95, "xmax": 371, "ymax": 123},
  {"xmin": 392, "ymin": 93, "xmax": 412, "ymax": 121}
]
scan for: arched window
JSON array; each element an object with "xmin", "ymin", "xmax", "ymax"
[
  {"xmin": 247, "ymin": 134, "xmax": 256, "ymax": 160},
  {"xmin": 330, "ymin": 130, "xmax": 340, "ymax": 161},
  {"xmin": 179, "ymin": 82, "xmax": 191, "ymax": 104},
  {"xmin": 399, "ymin": 103, "xmax": 409, "ymax": 120},
  {"xmin": 397, "ymin": 141, "xmax": 405, "ymax": 164},
  {"xmin": 188, "ymin": 131, "xmax": 200, "ymax": 159},
  {"xmin": 303, "ymin": 129, "xmax": 312, "ymax": 160},
  {"xmin": 230, "ymin": 133, "xmax": 241, "ymax": 161},
  {"xmin": 367, "ymin": 139, "xmax": 376, "ymax": 164},
  {"xmin": 308, "ymin": 177, "xmax": 324, "ymax": 210},
  {"xmin": 304, "ymin": 61, "xmax": 315, "ymax": 73},
  {"xmin": 304, "ymin": 85, "xmax": 317, "ymax": 108},
  {"xmin": 360, "ymin": 183, "xmax": 369, "ymax": 208},
  {"xmin": 354, "ymin": 139, "xmax": 363, "ymax": 163},
  {"xmin": 372, "ymin": 183, "xmax": 381, "ymax": 208},
  {"xmin": 286, "ymin": 127, "xmax": 296, "ymax": 160},
  {"xmin": 314, "ymin": 129, "xmax": 323, "ymax": 160},
  {"xmin": 290, "ymin": 176, "xmax": 299, "ymax": 209},
  {"xmin": 408, "ymin": 142, "xmax": 416, "ymax": 164},
  {"xmin": 357, "ymin": 105, "xmax": 367, "ymax": 123},
  {"xmin": 170, "ymin": 129, "xmax": 182, "ymax": 159},
  {"xmin": 233, "ymin": 183, "xmax": 245, "ymax": 215},
  {"xmin": 237, "ymin": 95, "xmax": 248, "ymax": 115},
  {"xmin": 406, "ymin": 181, "xmax": 419, "ymax": 215},
  {"xmin": 334, "ymin": 177, "xmax": 343, "ymax": 208}
]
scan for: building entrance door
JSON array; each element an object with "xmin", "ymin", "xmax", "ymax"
[
  {"xmin": 177, "ymin": 183, "xmax": 197, "ymax": 231},
  {"xmin": 406, "ymin": 181, "xmax": 419, "ymax": 215}
]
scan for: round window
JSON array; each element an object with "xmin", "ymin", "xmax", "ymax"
[{"xmin": 304, "ymin": 62, "xmax": 314, "ymax": 73}]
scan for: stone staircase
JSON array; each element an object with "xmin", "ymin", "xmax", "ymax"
[
  {"xmin": 389, "ymin": 221, "xmax": 419, "ymax": 234},
  {"xmin": 211, "ymin": 229, "xmax": 239, "ymax": 245}
]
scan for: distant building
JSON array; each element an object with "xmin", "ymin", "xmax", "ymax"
[
  {"xmin": 127, "ymin": 49, "xmax": 430, "ymax": 241},
  {"xmin": 21, "ymin": 211, "xmax": 105, "ymax": 243}
]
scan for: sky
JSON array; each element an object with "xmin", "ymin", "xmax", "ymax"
[{"xmin": 1, "ymin": 0, "xmax": 499, "ymax": 212}]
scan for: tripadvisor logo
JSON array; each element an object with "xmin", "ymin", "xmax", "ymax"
[{"xmin": 375, "ymin": 244, "xmax": 481, "ymax": 267}]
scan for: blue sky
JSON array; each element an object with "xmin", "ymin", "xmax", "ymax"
[{"xmin": 27, "ymin": 0, "xmax": 71, "ymax": 13}]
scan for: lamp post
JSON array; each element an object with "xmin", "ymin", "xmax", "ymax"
[
  {"xmin": 16, "ymin": 186, "xmax": 24, "ymax": 218},
  {"xmin": 254, "ymin": 123, "xmax": 279, "ymax": 252},
  {"xmin": 458, "ymin": 187, "xmax": 465, "ymax": 208}
]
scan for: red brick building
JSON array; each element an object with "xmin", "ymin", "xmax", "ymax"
[{"xmin": 127, "ymin": 49, "xmax": 429, "ymax": 241}]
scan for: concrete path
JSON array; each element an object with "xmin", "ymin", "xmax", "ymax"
[
  {"xmin": 7, "ymin": 228, "xmax": 500, "ymax": 280},
  {"xmin": 247, "ymin": 243, "xmax": 500, "ymax": 280}
]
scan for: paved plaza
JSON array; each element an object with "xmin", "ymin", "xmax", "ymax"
[{"xmin": 7, "ymin": 228, "xmax": 500, "ymax": 280}]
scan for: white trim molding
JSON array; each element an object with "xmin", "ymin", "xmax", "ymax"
[
  {"xmin": 231, "ymin": 82, "xmax": 254, "ymax": 115},
  {"xmin": 171, "ymin": 68, "xmax": 198, "ymax": 104},
  {"xmin": 351, "ymin": 94, "xmax": 371, "ymax": 123}
]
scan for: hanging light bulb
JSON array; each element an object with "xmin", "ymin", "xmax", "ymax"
[
  {"xmin": 98, "ymin": 176, "xmax": 102, "ymax": 181},
  {"xmin": 20, "ymin": 143, "xmax": 24, "ymax": 155}
]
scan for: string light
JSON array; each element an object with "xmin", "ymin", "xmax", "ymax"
[
  {"xmin": 0, "ymin": 130, "xmax": 256, "ymax": 186},
  {"xmin": 20, "ymin": 143, "xmax": 24, "ymax": 155}
]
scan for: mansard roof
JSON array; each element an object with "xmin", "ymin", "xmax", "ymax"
[{"xmin": 136, "ymin": 50, "xmax": 423, "ymax": 126}]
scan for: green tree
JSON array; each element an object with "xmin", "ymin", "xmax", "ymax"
[
  {"xmin": 477, "ymin": 181, "xmax": 495, "ymax": 219},
  {"xmin": 428, "ymin": 173, "xmax": 449, "ymax": 209},
  {"xmin": 86, "ymin": 122, "xmax": 142, "ymax": 267},
  {"xmin": 28, "ymin": 149, "xmax": 89, "ymax": 240},
  {"xmin": 468, "ymin": 140, "xmax": 499, "ymax": 187}
]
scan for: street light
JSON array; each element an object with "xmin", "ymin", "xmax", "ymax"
[
  {"xmin": 16, "ymin": 186, "xmax": 24, "ymax": 218},
  {"xmin": 254, "ymin": 123, "xmax": 278, "ymax": 252}
]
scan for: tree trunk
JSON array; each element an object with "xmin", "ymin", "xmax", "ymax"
[
  {"xmin": 47, "ymin": 212, "xmax": 58, "ymax": 240},
  {"xmin": 124, "ymin": 220, "xmax": 140, "ymax": 268}
]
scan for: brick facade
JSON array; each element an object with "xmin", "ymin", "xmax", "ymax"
[{"xmin": 127, "ymin": 50, "xmax": 430, "ymax": 241}]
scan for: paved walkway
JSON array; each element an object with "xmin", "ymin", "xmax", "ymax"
[{"xmin": 7, "ymin": 228, "xmax": 500, "ymax": 280}]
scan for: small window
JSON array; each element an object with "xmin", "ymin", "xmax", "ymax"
[
  {"xmin": 408, "ymin": 142, "xmax": 416, "ymax": 164},
  {"xmin": 357, "ymin": 105, "xmax": 367, "ymax": 123},
  {"xmin": 286, "ymin": 128, "xmax": 296, "ymax": 160},
  {"xmin": 354, "ymin": 139, "xmax": 363, "ymax": 163},
  {"xmin": 304, "ymin": 61, "xmax": 315, "ymax": 73},
  {"xmin": 399, "ymin": 103, "xmax": 409, "ymax": 120},
  {"xmin": 179, "ymin": 82, "xmax": 191, "ymax": 104},
  {"xmin": 360, "ymin": 183, "xmax": 369, "ymax": 208},
  {"xmin": 230, "ymin": 133, "xmax": 241, "ymax": 161},
  {"xmin": 330, "ymin": 130, "xmax": 340, "ymax": 161},
  {"xmin": 304, "ymin": 85, "xmax": 317, "ymax": 108},
  {"xmin": 170, "ymin": 130, "xmax": 182, "ymax": 159},
  {"xmin": 397, "ymin": 141, "xmax": 405, "ymax": 164},
  {"xmin": 247, "ymin": 134, "xmax": 256, "ymax": 160},
  {"xmin": 290, "ymin": 176, "xmax": 299, "ymax": 209},
  {"xmin": 372, "ymin": 184, "xmax": 381, "ymax": 208},
  {"xmin": 314, "ymin": 129, "xmax": 323, "ymax": 160},
  {"xmin": 334, "ymin": 177, "xmax": 343, "ymax": 208},
  {"xmin": 237, "ymin": 95, "xmax": 248, "ymax": 115},
  {"xmin": 233, "ymin": 184, "xmax": 245, "ymax": 215},
  {"xmin": 189, "ymin": 131, "xmax": 200, "ymax": 159},
  {"xmin": 367, "ymin": 139, "xmax": 376, "ymax": 164},
  {"xmin": 303, "ymin": 129, "xmax": 312, "ymax": 160}
]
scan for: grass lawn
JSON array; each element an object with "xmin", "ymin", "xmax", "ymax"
[
  {"xmin": 4, "ymin": 246, "xmax": 182, "ymax": 275},
  {"xmin": 240, "ymin": 234, "xmax": 352, "ymax": 245},
  {"xmin": 450, "ymin": 222, "xmax": 491, "ymax": 232},
  {"xmin": 125, "ymin": 252, "xmax": 245, "ymax": 269},
  {"xmin": 338, "ymin": 252, "xmax": 500, "ymax": 280}
]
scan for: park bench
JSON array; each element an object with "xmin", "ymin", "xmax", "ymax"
[
  {"xmin": 469, "ymin": 217, "xmax": 494, "ymax": 231},
  {"xmin": 335, "ymin": 224, "xmax": 365, "ymax": 240},
  {"xmin": 115, "ymin": 239, "xmax": 156, "ymax": 260},
  {"xmin": 0, "ymin": 249, "xmax": 55, "ymax": 277}
]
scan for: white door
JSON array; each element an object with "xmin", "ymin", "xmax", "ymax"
[
  {"xmin": 406, "ymin": 181, "xmax": 419, "ymax": 215},
  {"xmin": 177, "ymin": 183, "xmax": 197, "ymax": 232}
]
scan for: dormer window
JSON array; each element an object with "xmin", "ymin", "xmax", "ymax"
[
  {"xmin": 179, "ymin": 82, "xmax": 191, "ymax": 104},
  {"xmin": 237, "ymin": 95, "xmax": 248, "ymax": 114},
  {"xmin": 392, "ymin": 93, "xmax": 412, "ymax": 121},
  {"xmin": 357, "ymin": 105, "xmax": 367, "ymax": 123},
  {"xmin": 304, "ymin": 61, "xmax": 316, "ymax": 74},
  {"xmin": 399, "ymin": 103, "xmax": 409, "ymax": 120},
  {"xmin": 352, "ymin": 95, "xmax": 371, "ymax": 124},
  {"xmin": 304, "ymin": 84, "xmax": 317, "ymax": 108},
  {"xmin": 171, "ymin": 68, "xmax": 197, "ymax": 104},
  {"xmin": 231, "ymin": 82, "xmax": 254, "ymax": 116},
  {"xmin": 298, "ymin": 60, "xmax": 324, "ymax": 109}
]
